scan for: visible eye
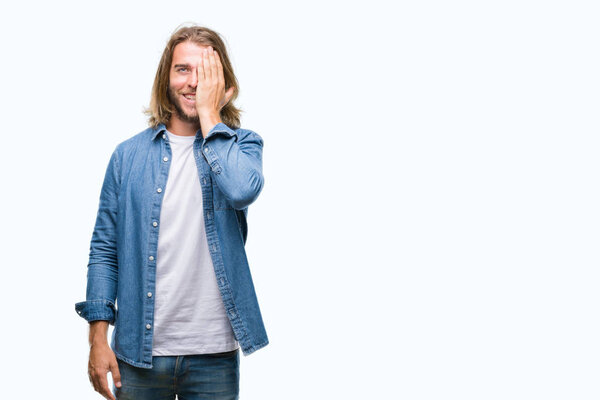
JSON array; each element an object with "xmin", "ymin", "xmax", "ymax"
[{"xmin": 176, "ymin": 67, "xmax": 188, "ymax": 72}]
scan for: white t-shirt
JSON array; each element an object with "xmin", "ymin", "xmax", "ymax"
[{"xmin": 152, "ymin": 130, "xmax": 239, "ymax": 355}]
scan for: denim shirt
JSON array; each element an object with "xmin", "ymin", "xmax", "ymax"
[{"xmin": 75, "ymin": 122, "xmax": 269, "ymax": 368}]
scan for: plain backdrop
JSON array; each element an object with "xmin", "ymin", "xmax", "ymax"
[{"xmin": 0, "ymin": 0, "xmax": 598, "ymax": 399}]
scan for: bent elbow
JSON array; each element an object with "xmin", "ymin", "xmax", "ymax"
[{"xmin": 230, "ymin": 172, "xmax": 264, "ymax": 210}]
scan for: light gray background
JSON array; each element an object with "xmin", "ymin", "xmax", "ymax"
[{"xmin": 0, "ymin": 0, "xmax": 598, "ymax": 398}]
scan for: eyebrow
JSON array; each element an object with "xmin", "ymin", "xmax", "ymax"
[{"xmin": 173, "ymin": 64, "xmax": 191, "ymax": 69}]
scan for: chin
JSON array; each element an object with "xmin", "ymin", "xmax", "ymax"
[
  {"xmin": 182, "ymin": 110, "xmax": 199, "ymax": 121},
  {"xmin": 173, "ymin": 103, "xmax": 199, "ymax": 123}
]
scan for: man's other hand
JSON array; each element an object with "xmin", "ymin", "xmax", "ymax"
[{"xmin": 88, "ymin": 342, "xmax": 121, "ymax": 400}]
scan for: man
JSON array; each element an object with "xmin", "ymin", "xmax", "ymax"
[{"xmin": 75, "ymin": 25, "xmax": 269, "ymax": 400}]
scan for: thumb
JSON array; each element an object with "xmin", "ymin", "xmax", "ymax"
[
  {"xmin": 223, "ymin": 87, "xmax": 235, "ymax": 107},
  {"xmin": 110, "ymin": 360, "xmax": 122, "ymax": 388}
]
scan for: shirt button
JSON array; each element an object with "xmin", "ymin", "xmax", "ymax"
[
  {"xmin": 157, "ymin": 188, "xmax": 162, "ymax": 193},
  {"xmin": 162, "ymin": 133, "xmax": 166, "ymax": 139},
  {"xmin": 146, "ymin": 324, "xmax": 151, "ymax": 330},
  {"xmin": 163, "ymin": 157, "xmax": 169, "ymax": 162},
  {"xmin": 204, "ymin": 148, "xmax": 209, "ymax": 153},
  {"xmin": 147, "ymin": 292, "xmax": 153, "ymax": 298},
  {"xmin": 152, "ymin": 221, "xmax": 158, "ymax": 227},
  {"xmin": 149, "ymin": 256, "xmax": 154, "ymax": 261}
]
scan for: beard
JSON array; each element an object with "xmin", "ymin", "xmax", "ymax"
[{"xmin": 167, "ymin": 87, "xmax": 199, "ymax": 123}]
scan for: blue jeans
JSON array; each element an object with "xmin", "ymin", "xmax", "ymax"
[{"xmin": 112, "ymin": 349, "xmax": 240, "ymax": 400}]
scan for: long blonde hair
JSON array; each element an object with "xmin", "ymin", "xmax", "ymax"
[{"xmin": 146, "ymin": 25, "xmax": 242, "ymax": 129}]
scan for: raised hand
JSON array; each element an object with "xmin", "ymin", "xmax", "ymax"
[{"xmin": 195, "ymin": 46, "xmax": 235, "ymax": 118}]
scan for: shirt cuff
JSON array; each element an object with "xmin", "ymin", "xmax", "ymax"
[
  {"xmin": 204, "ymin": 122, "xmax": 237, "ymax": 141},
  {"xmin": 75, "ymin": 299, "xmax": 116, "ymax": 325}
]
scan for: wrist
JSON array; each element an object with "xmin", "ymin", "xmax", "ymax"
[
  {"xmin": 90, "ymin": 338, "xmax": 109, "ymax": 348},
  {"xmin": 198, "ymin": 110, "xmax": 222, "ymax": 137},
  {"xmin": 198, "ymin": 110, "xmax": 221, "ymax": 124},
  {"xmin": 88, "ymin": 320, "xmax": 109, "ymax": 346}
]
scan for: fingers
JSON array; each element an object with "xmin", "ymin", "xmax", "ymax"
[
  {"xmin": 200, "ymin": 47, "xmax": 225, "ymax": 86},
  {"xmin": 197, "ymin": 53, "xmax": 205, "ymax": 81},
  {"xmin": 214, "ymin": 49, "xmax": 224, "ymax": 78},
  {"xmin": 100, "ymin": 374, "xmax": 116, "ymax": 400},
  {"xmin": 208, "ymin": 48, "xmax": 218, "ymax": 83},
  {"xmin": 214, "ymin": 49, "xmax": 226, "ymax": 91},
  {"xmin": 88, "ymin": 349, "xmax": 119, "ymax": 400},
  {"xmin": 196, "ymin": 46, "xmax": 230, "ymax": 113},
  {"xmin": 93, "ymin": 370, "xmax": 116, "ymax": 400},
  {"xmin": 203, "ymin": 47, "xmax": 214, "ymax": 81},
  {"xmin": 211, "ymin": 49, "xmax": 230, "ymax": 109},
  {"xmin": 110, "ymin": 360, "xmax": 122, "ymax": 389}
]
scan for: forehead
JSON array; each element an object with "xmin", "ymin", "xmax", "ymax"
[{"xmin": 171, "ymin": 41, "xmax": 209, "ymax": 66}]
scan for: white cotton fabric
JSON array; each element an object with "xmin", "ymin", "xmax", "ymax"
[{"xmin": 152, "ymin": 130, "xmax": 239, "ymax": 355}]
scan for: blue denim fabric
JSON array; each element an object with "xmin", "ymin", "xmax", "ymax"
[
  {"xmin": 75, "ymin": 123, "xmax": 269, "ymax": 368},
  {"xmin": 113, "ymin": 349, "xmax": 240, "ymax": 400}
]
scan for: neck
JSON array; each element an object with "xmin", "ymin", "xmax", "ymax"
[{"xmin": 166, "ymin": 115, "xmax": 200, "ymax": 137}]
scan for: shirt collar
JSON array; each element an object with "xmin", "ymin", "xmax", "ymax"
[
  {"xmin": 151, "ymin": 123, "xmax": 167, "ymax": 141},
  {"xmin": 151, "ymin": 123, "xmax": 209, "ymax": 141}
]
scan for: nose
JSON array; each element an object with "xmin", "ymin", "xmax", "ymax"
[{"xmin": 187, "ymin": 68, "xmax": 198, "ymax": 89}]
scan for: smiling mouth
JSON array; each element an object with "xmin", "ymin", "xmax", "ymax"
[{"xmin": 183, "ymin": 93, "xmax": 196, "ymax": 102}]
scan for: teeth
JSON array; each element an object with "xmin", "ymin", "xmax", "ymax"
[{"xmin": 184, "ymin": 95, "xmax": 195, "ymax": 100}]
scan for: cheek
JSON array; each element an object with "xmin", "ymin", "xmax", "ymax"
[{"xmin": 169, "ymin": 75, "xmax": 186, "ymax": 91}]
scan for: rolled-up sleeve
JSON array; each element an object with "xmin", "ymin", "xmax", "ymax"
[
  {"xmin": 74, "ymin": 148, "xmax": 121, "ymax": 325},
  {"xmin": 201, "ymin": 123, "xmax": 264, "ymax": 210}
]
